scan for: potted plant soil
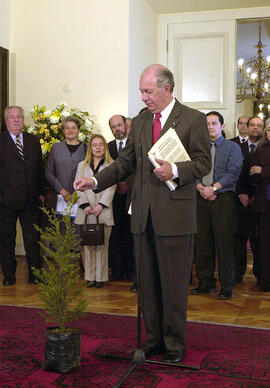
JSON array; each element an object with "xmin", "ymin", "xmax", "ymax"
[{"xmin": 33, "ymin": 194, "xmax": 87, "ymax": 373}]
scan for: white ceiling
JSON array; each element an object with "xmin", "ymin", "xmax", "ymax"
[{"xmin": 145, "ymin": 0, "xmax": 270, "ymax": 14}]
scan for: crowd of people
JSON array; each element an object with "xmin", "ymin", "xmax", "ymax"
[{"xmin": 1, "ymin": 64, "xmax": 270, "ymax": 364}]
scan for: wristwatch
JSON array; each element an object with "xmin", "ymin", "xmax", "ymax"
[{"xmin": 212, "ymin": 184, "xmax": 218, "ymax": 192}]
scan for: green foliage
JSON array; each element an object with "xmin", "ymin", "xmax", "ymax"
[{"xmin": 32, "ymin": 193, "xmax": 87, "ymax": 332}]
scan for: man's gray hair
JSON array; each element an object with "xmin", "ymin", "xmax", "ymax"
[
  {"xmin": 155, "ymin": 67, "xmax": 175, "ymax": 93},
  {"xmin": 4, "ymin": 106, "xmax": 24, "ymax": 120}
]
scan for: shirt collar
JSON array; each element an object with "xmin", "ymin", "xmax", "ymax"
[
  {"xmin": 9, "ymin": 131, "xmax": 23, "ymax": 144},
  {"xmin": 212, "ymin": 135, "xmax": 224, "ymax": 147},
  {"xmin": 154, "ymin": 98, "xmax": 176, "ymax": 128}
]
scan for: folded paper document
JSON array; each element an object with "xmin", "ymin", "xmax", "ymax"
[{"xmin": 148, "ymin": 127, "xmax": 190, "ymax": 191}]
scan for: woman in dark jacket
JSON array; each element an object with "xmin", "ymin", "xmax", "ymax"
[{"xmin": 250, "ymin": 118, "xmax": 270, "ymax": 291}]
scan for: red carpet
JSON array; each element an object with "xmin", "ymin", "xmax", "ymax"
[{"xmin": 0, "ymin": 305, "xmax": 270, "ymax": 387}]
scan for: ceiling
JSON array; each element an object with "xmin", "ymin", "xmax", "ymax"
[{"xmin": 145, "ymin": 0, "xmax": 270, "ymax": 14}]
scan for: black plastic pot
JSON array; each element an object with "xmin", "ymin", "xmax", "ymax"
[{"xmin": 43, "ymin": 327, "xmax": 81, "ymax": 373}]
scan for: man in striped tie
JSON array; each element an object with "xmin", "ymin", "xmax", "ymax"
[{"xmin": 0, "ymin": 106, "xmax": 44, "ymax": 285}]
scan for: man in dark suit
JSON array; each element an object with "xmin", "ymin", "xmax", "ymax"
[
  {"xmin": 0, "ymin": 106, "xmax": 44, "ymax": 285},
  {"xmin": 74, "ymin": 64, "xmax": 211, "ymax": 363},
  {"xmin": 236, "ymin": 116, "xmax": 264, "ymax": 283},
  {"xmin": 107, "ymin": 115, "xmax": 135, "ymax": 291},
  {"xmin": 231, "ymin": 116, "xmax": 249, "ymax": 145}
]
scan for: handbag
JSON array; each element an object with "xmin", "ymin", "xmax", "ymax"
[{"xmin": 80, "ymin": 216, "xmax": 105, "ymax": 246}]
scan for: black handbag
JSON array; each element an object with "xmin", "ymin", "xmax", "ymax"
[{"xmin": 80, "ymin": 216, "xmax": 105, "ymax": 246}]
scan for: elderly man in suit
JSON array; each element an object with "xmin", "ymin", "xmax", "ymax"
[
  {"xmin": 74, "ymin": 64, "xmax": 211, "ymax": 363},
  {"xmin": 0, "ymin": 106, "xmax": 44, "ymax": 285}
]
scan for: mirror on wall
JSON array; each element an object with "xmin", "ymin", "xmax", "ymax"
[{"xmin": 236, "ymin": 19, "xmax": 270, "ymax": 120}]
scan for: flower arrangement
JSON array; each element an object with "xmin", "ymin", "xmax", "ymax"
[{"xmin": 24, "ymin": 102, "xmax": 96, "ymax": 158}]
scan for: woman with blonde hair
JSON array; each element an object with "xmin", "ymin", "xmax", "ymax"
[{"xmin": 75, "ymin": 134, "xmax": 115, "ymax": 288}]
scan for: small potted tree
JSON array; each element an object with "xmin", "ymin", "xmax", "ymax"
[{"xmin": 33, "ymin": 194, "xmax": 87, "ymax": 373}]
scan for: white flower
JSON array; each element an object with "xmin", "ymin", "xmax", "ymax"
[
  {"xmin": 84, "ymin": 119, "xmax": 92, "ymax": 129},
  {"xmin": 30, "ymin": 108, "xmax": 35, "ymax": 114},
  {"xmin": 41, "ymin": 144, "xmax": 47, "ymax": 155},
  {"xmin": 57, "ymin": 102, "xmax": 68, "ymax": 108},
  {"xmin": 50, "ymin": 115, "xmax": 59, "ymax": 124},
  {"xmin": 44, "ymin": 110, "xmax": 52, "ymax": 116},
  {"xmin": 61, "ymin": 110, "xmax": 71, "ymax": 118},
  {"xmin": 27, "ymin": 126, "xmax": 35, "ymax": 134},
  {"xmin": 78, "ymin": 132, "xmax": 86, "ymax": 142}
]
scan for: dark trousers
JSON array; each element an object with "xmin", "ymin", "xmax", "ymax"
[
  {"xmin": 0, "ymin": 203, "xmax": 41, "ymax": 280},
  {"xmin": 109, "ymin": 193, "xmax": 133, "ymax": 279},
  {"xmin": 133, "ymin": 211, "xmax": 194, "ymax": 352},
  {"xmin": 234, "ymin": 201, "xmax": 259, "ymax": 281},
  {"xmin": 195, "ymin": 192, "xmax": 236, "ymax": 291},
  {"xmin": 258, "ymin": 211, "xmax": 270, "ymax": 290}
]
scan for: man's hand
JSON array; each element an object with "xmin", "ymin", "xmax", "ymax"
[
  {"xmin": 74, "ymin": 177, "xmax": 95, "ymax": 192},
  {"xmin": 153, "ymin": 158, "xmax": 173, "ymax": 181},
  {"xmin": 250, "ymin": 165, "xmax": 262, "ymax": 175},
  {"xmin": 239, "ymin": 194, "xmax": 249, "ymax": 207}
]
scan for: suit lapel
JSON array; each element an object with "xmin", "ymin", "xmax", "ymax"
[
  {"xmin": 4, "ymin": 130, "xmax": 23, "ymax": 161},
  {"xmin": 140, "ymin": 112, "xmax": 153, "ymax": 152},
  {"xmin": 160, "ymin": 99, "xmax": 183, "ymax": 138}
]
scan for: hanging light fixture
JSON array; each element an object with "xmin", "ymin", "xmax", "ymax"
[{"xmin": 237, "ymin": 23, "xmax": 270, "ymax": 103}]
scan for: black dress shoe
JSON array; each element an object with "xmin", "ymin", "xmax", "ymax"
[
  {"xmin": 3, "ymin": 278, "xmax": 16, "ymax": 286},
  {"xmin": 28, "ymin": 273, "xmax": 39, "ymax": 284},
  {"xmin": 130, "ymin": 283, "xmax": 137, "ymax": 293},
  {"xmin": 162, "ymin": 349, "xmax": 185, "ymax": 363},
  {"xmin": 191, "ymin": 285, "xmax": 216, "ymax": 295},
  {"xmin": 131, "ymin": 343, "xmax": 165, "ymax": 358},
  {"xmin": 218, "ymin": 290, "xmax": 232, "ymax": 300}
]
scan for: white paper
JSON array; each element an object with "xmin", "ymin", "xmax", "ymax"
[
  {"xmin": 56, "ymin": 194, "xmax": 78, "ymax": 218},
  {"xmin": 148, "ymin": 128, "xmax": 191, "ymax": 191}
]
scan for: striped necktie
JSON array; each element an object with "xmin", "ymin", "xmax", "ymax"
[{"xmin": 16, "ymin": 135, "xmax": 24, "ymax": 159}]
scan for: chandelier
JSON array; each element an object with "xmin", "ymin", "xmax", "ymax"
[{"xmin": 237, "ymin": 23, "xmax": 270, "ymax": 103}]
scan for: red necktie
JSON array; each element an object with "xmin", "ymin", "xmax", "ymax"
[{"xmin": 152, "ymin": 113, "xmax": 162, "ymax": 144}]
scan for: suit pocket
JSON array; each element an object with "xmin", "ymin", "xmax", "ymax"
[{"xmin": 171, "ymin": 189, "xmax": 195, "ymax": 200}]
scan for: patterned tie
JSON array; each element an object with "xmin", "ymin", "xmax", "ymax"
[
  {"xmin": 119, "ymin": 141, "xmax": 123, "ymax": 153},
  {"xmin": 249, "ymin": 143, "xmax": 256, "ymax": 162},
  {"xmin": 16, "ymin": 135, "xmax": 24, "ymax": 159},
  {"xmin": 241, "ymin": 138, "xmax": 246, "ymax": 143},
  {"xmin": 152, "ymin": 113, "xmax": 162, "ymax": 144},
  {"xmin": 202, "ymin": 142, "xmax": 215, "ymax": 187}
]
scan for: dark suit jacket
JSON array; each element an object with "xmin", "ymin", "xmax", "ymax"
[
  {"xmin": 0, "ymin": 130, "xmax": 44, "ymax": 209},
  {"xmin": 252, "ymin": 144, "xmax": 270, "ymax": 212},
  {"xmin": 108, "ymin": 138, "xmax": 134, "ymax": 208},
  {"xmin": 95, "ymin": 100, "xmax": 211, "ymax": 236},
  {"xmin": 231, "ymin": 136, "xmax": 241, "ymax": 145},
  {"xmin": 237, "ymin": 141, "xmax": 255, "ymax": 197}
]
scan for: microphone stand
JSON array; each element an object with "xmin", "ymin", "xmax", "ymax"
[{"xmin": 95, "ymin": 143, "xmax": 200, "ymax": 388}]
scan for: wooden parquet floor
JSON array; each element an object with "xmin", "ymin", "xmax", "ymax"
[{"xmin": 1, "ymin": 254, "xmax": 270, "ymax": 328}]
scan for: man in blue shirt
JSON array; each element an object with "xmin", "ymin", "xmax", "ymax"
[{"xmin": 191, "ymin": 111, "xmax": 243, "ymax": 300}]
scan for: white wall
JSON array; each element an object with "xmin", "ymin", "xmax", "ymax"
[
  {"xmin": 0, "ymin": 0, "xmax": 10, "ymax": 49},
  {"xmin": 9, "ymin": 0, "xmax": 129, "ymax": 139},
  {"xmin": 128, "ymin": 0, "xmax": 158, "ymax": 118}
]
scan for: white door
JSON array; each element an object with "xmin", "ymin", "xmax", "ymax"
[{"xmin": 167, "ymin": 19, "xmax": 236, "ymax": 136}]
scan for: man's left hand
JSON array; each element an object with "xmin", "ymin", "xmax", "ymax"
[{"xmin": 153, "ymin": 158, "xmax": 173, "ymax": 181}]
